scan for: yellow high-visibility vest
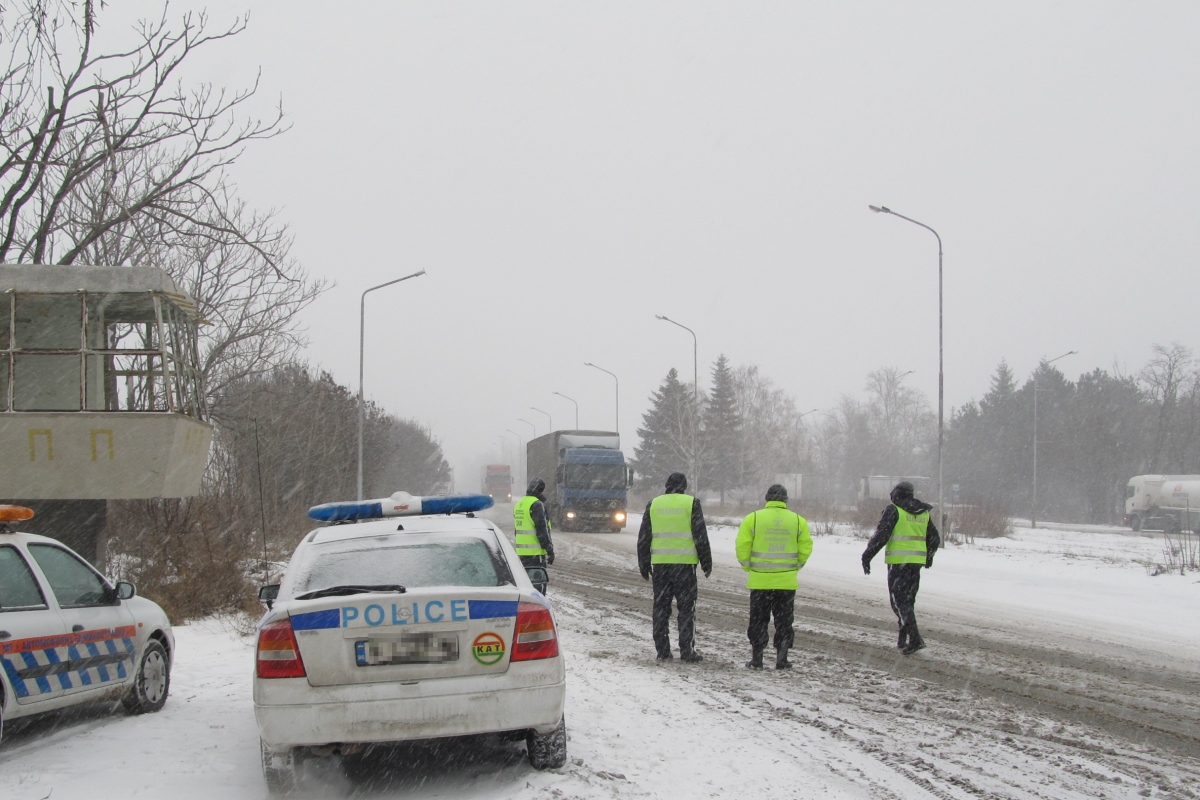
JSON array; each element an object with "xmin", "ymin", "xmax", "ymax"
[
  {"xmin": 885, "ymin": 507, "xmax": 929, "ymax": 565},
  {"xmin": 649, "ymin": 493, "xmax": 698, "ymax": 565}
]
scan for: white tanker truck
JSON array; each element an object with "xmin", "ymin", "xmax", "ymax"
[{"xmin": 1124, "ymin": 475, "xmax": 1200, "ymax": 532}]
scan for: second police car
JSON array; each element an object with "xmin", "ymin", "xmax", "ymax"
[
  {"xmin": 0, "ymin": 505, "xmax": 174, "ymax": 744},
  {"xmin": 253, "ymin": 491, "xmax": 567, "ymax": 793}
]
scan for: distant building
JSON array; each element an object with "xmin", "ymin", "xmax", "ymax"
[{"xmin": 0, "ymin": 264, "xmax": 212, "ymax": 563}]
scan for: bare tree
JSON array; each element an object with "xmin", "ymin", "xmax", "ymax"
[
  {"xmin": 864, "ymin": 366, "xmax": 934, "ymax": 476},
  {"xmin": 732, "ymin": 364, "xmax": 809, "ymax": 490},
  {"xmin": 1141, "ymin": 342, "xmax": 1196, "ymax": 471},
  {"xmin": 0, "ymin": 2, "xmax": 286, "ymax": 270}
]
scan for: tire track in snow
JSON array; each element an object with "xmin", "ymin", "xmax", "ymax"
[{"xmin": 547, "ymin": 546, "xmax": 1200, "ymax": 799}]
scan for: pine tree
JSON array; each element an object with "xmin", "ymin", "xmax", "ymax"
[
  {"xmin": 633, "ymin": 368, "xmax": 702, "ymax": 493},
  {"xmin": 705, "ymin": 355, "xmax": 744, "ymax": 504}
]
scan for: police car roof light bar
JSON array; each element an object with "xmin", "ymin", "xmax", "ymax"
[
  {"xmin": 308, "ymin": 492, "xmax": 494, "ymax": 522},
  {"xmin": 0, "ymin": 505, "xmax": 35, "ymax": 532}
]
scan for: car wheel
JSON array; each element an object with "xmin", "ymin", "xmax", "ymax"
[
  {"xmin": 122, "ymin": 639, "xmax": 170, "ymax": 714},
  {"xmin": 527, "ymin": 715, "xmax": 567, "ymax": 770},
  {"xmin": 261, "ymin": 739, "xmax": 305, "ymax": 795}
]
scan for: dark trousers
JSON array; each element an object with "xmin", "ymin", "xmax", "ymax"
[
  {"xmin": 652, "ymin": 564, "xmax": 698, "ymax": 657},
  {"xmin": 747, "ymin": 589, "xmax": 795, "ymax": 651},
  {"xmin": 887, "ymin": 563, "xmax": 922, "ymax": 633},
  {"xmin": 520, "ymin": 555, "xmax": 548, "ymax": 595}
]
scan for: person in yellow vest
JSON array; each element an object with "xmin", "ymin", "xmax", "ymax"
[
  {"xmin": 736, "ymin": 484, "xmax": 813, "ymax": 670},
  {"xmin": 861, "ymin": 481, "xmax": 941, "ymax": 655},
  {"xmin": 514, "ymin": 477, "xmax": 554, "ymax": 594},
  {"xmin": 636, "ymin": 472, "xmax": 712, "ymax": 663}
]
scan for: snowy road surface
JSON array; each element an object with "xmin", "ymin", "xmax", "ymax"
[{"xmin": 2, "ymin": 518, "xmax": 1198, "ymax": 799}]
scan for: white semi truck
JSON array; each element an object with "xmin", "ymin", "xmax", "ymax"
[{"xmin": 1124, "ymin": 474, "xmax": 1200, "ymax": 532}]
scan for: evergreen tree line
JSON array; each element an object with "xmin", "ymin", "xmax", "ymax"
[
  {"xmin": 632, "ymin": 343, "xmax": 1200, "ymax": 524},
  {"xmin": 946, "ymin": 342, "xmax": 1200, "ymax": 524},
  {"xmin": 632, "ymin": 356, "xmax": 815, "ymax": 504}
]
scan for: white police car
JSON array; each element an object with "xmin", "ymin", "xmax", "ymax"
[
  {"xmin": 0, "ymin": 506, "xmax": 173, "ymax": 743},
  {"xmin": 253, "ymin": 492, "xmax": 567, "ymax": 793}
]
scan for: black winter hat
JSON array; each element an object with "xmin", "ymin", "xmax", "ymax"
[
  {"xmin": 890, "ymin": 481, "xmax": 915, "ymax": 504},
  {"xmin": 665, "ymin": 472, "xmax": 688, "ymax": 493},
  {"xmin": 527, "ymin": 477, "xmax": 546, "ymax": 495},
  {"xmin": 765, "ymin": 484, "xmax": 788, "ymax": 503}
]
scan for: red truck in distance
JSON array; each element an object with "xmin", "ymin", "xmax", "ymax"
[{"xmin": 482, "ymin": 464, "xmax": 513, "ymax": 503}]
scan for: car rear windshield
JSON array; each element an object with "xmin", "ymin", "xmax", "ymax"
[{"xmin": 289, "ymin": 534, "xmax": 508, "ymax": 596}]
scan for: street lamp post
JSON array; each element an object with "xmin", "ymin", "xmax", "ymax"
[
  {"xmin": 505, "ymin": 429, "xmax": 525, "ymax": 492},
  {"xmin": 551, "ymin": 392, "xmax": 579, "ymax": 429},
  {"xmin": 655, "ymin": 315, "xmax": 698, "ymax": 402},
  {"xmin": 869, "ymin": 204, "xmax": 945, "ymax": 540},
  {"xmin": 1032, "ymin": 350, "xmax": 1077, "ymax": 529},
  {"xmin": 358, "ymin": 270, "xmax": 426, "ymax": 500},
  {"xmin": 517, "ymin": 418, "xmax": 536, "ymax": 437},
  {"xmin": 656, "ymin": 314, "xmax": 699, "ymax": 488},
  {"xmin": 584, "ymin": 362, "xmax": 619, "ymax": 437},
  {"xmin": 529, "ymin": 406, "xmax": 552, "ymax": 434}
]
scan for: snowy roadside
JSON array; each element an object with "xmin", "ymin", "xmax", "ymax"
[
  {"xmin": 3, "ymin": 515, "xmax": 1198, "ymax": 800},
  {"xmin": 650, "ymin": 511, "xmax": 1200, "ymax": 663},
  {"xmin": 11, "ymin": 596, "xmax": 1195, "ymax": 800}
]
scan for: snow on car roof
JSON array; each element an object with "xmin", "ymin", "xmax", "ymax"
[{"xmin": 305, "ymin": 514, "xmax": 497, "ymax": 545}]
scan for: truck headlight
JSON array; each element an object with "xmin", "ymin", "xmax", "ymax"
[
  {"xmin": 566, "ymin": 511, "xmax": 576, "ymax": 519},
  {"xmin": 614, "ymin": 512, "xmax": 626, "ymax": 522}
]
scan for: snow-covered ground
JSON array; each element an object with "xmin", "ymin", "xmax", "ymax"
[
  {"xmin": 711, "ymin": 520, "xmax": 1200, "ymax": 664},
  {"xmin": 2, "ymin": 520, "xmax": 1197, "ymax": 799}
]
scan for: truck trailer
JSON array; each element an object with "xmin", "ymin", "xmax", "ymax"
[
  {"xmin": 858, "ymin": 475, "xmax": 932, "ymax": 503},
  {"xmin": 526, "ymin": 430, "xmax": 631, "ymax": 532},
  {"xmin": 1124, "ymin": 474, "xmax": 1200, "ymax": 532}
]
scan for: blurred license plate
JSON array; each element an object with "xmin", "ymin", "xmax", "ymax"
[{"xmin": 355, "ymin": 633, "xmax": 460, "ymax": 666}]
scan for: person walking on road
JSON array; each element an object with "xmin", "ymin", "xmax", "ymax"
[
  {"xmin": 514, "ymin": 477, "xmax": 555, "ymax": 594},
  {"xmin": 861, "ymin": 481, "xmax": 941, "ymax": 655},
  {"xmin": 736, "ymin": 484, "xmax": 813, "ymax": 670},
  {"xmin": 637, "ymin": 472, "xmax": 712, "ymax": 663}
]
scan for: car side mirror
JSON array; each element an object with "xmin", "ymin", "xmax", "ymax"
[
  {"xmin": 259, "ymin": 584, "xmax": 280, "ymax": 610},
  {"xmin": 628, "ymin": 467, "xmax": 634, "ymax": 488},
  {"xmin": 525, "ymin": 566, "xmax": 548, "ymax": 587},
  {"xmin": 115, "ymin": 581, "xmax": 136, "ymax": 601}
]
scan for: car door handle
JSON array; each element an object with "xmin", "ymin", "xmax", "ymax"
[{"xmin": 72, "ymin": 624, "xmax": 85, "ymax": 633}]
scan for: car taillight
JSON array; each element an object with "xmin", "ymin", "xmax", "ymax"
[
  {"xmin": 511, "ymin": 601, "xmax": 559, "ymax": 661},
  {"xmin": 257, "ymin": 618, "xmax": 307, "ymax": 678}
]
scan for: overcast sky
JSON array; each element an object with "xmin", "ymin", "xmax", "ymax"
[{"xmin": 113, "ymin": 2, "xmax": 1200, "ymax": 486}]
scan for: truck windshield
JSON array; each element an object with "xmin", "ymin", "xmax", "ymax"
[{"xmin": 564, "ymin": 463, "xmax": 627, "ymax": 490}]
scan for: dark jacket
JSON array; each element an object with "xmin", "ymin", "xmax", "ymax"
[
  {"xmin": 637, "ymin": 489, "xmax": 712, "ymax": 578},
  {"xmin": 527, "ymin": 493, "xmax": 554, "ymax": 563},
  {"xmin": 862, "ymin": 488, "xmax": 941, "ymax": 567}
]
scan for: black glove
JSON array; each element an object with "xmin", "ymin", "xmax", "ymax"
[
  {"xmin": 547, "ymin": 553, "xmax": 555, "ymax": 566},
  {"xmin": 925, "ymin": 555, "xmax": 933, "ymax": 569},
  {"xmin": 641, "ymin": 565, "xmax": 652, "ymax": 581},
  {"xmin": 703, "ymin": 567, "xmax": 712, "ymax": 578},
  {"xmin": 861, "ymin": 556, "xmax": 871, "ymax": 576}
]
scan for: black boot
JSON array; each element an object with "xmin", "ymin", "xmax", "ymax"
[
  {"xmin": 746, "ymin": 647, "xmax": 764, "ymax": 670},
  {"xmin": 902, "ymin": 627, "xmax": 926, "ymax": 655},
  {"xmin": 775, "ymin": 646, "xmax": 792, "ymax": 670},
  {"xmin": 680, "ymin": 650, "xmax": 703, "ymax": 664},
  {"xmin": 897, "ymin": 627, "xmax": 908, "ymax": 650}
]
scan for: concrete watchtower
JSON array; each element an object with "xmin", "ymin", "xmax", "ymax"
[{"xmin": 0, "ymin": 264, "xmax": 213, "ymax": 564}]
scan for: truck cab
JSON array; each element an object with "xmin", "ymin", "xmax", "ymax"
[
  {"xmin": 527, "ymin": 431, "xmax": 631, "ymax": 533},
  {"xmin": 556, "ymin": 447, "xmax": 631, "ymax": 532}
]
